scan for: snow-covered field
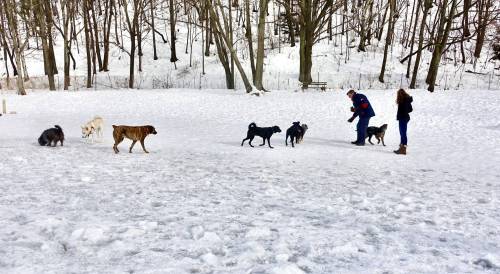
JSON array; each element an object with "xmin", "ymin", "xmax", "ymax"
[{"xmin": 0, "ymin": 89, "xmax": 499, "ymax": 273}]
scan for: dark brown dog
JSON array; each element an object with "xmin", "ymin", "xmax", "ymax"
[{"xmin": 112, "ymin": 125, "xmax": 157, "ymax": 154}]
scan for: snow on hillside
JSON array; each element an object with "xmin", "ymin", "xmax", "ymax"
[
  {"xmin": 10, "ymin": 34, "xmax": 500, "ymax": 91},
  {"xmin": 0, "ymin": 89, "xmax": 499, "ymax": 273}
]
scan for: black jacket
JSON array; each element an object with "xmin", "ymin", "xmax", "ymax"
[{"xmin": 397, "ymin": 96, "xmax": 413, "ymax": 121}]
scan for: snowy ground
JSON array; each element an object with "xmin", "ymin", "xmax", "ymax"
[{"xmin": 0, "ymin": 89, "xmax": 499, "ymax": 273}]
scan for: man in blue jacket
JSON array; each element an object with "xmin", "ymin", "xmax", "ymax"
[{"xmin": 347, "ymin": 90, "xmax": 375, "ymax": 146}]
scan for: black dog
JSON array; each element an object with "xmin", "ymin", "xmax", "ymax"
[
  {"xmin": 286, "ymin": 121, "xmax": 303, "ymax": 147},
  {"xmin": 241, "ymin": 122, "xmax": 281, "ymax": 149},
  {"xmin": 366, "ymin": 124, "xmax": 388, "ymax": 146},
  {"xmin": 38, "ymin": 125, "xmax": 65, "ymax": 147}
]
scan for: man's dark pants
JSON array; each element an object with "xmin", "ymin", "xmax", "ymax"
[{"xmin": 356, "ymin": 117, "xmax": 371, "ymax": 144}]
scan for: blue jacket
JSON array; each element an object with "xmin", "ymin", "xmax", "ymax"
[{"xmin": 352, "ymin": 93, "xmax": 375, "ymax": 118}]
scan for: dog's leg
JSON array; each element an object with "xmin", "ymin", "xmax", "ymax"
[
  {"xmin": 291, "ymin": 136, "xmax": 295, "ymax": 147},
  {"xmin": 248, "ymin": 136, "xmax": 255, "ymax": 147},
  {"xmin": 259, "ymin": 137, "xmax": 266, "ymax": 146},
  {"xmin": 129, "ymin": 140, "xmax": 137, "ymax": 153},
  {"xmin": 267, "ymin": 138, "xmax": 274, "ymax": 149},
  {"xmin": 113, "ymin": 136, "xmax": 124, "ymax": 153},
  {"xmin": 368, "ymin": 135, "xmax": 374, "ymax": 145},
  {"xmin": 241, "ymin": 137, "xmax": 248, "ymax": 146},
  {"xmin": 60, "ymin": 140, "xmax": 64, "ymax": 147},
  {"xmin": 140, "ymin": 139, "xmax": 149, "ymax": 153},
  {"xmin": 285, "ymin": 134, "xmax": 288, "ymax": 146},
  {"xmin": 381, "ymin": 135, "xmax": 386, "ymax": 146}
]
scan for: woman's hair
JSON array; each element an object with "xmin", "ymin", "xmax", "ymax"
[{"xmin": 396, "ymin": 88, "xmax": 410, "ymax": 104}]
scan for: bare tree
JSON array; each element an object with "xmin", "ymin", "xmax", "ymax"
[
  {"xmin": 2, "ymin": 0, "xmax": 27, "ymax": 95},
  {"xmin": 255, "ymin": 0, "xmax": 270, "ymax": 91}
]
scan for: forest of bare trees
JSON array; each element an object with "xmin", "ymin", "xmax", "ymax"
[{"xmin": 0, "ymin": 0, "xmax": 499, "ymax": 95}]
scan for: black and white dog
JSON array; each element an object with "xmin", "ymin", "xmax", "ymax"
[
  {"xmin": 38, "ymin": 125, "xmax": 65, "ymax": 147},
  {"xmin": 241, "ymin": 122, "xmax": 281, "ymax": 149}
]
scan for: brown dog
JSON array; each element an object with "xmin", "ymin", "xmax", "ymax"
[{"xmin": 112, "ymin": 125, "xmax": 157, "ymax": 154}]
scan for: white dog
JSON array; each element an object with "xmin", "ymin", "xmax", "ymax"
[{"xmin": 81, "ymin": 116, "xmax": 104, "ymax": 143}]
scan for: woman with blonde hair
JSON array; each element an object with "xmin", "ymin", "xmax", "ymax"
[{"xmin": 394, "ymin": 89, "xmax": 413, "ymax": 155}]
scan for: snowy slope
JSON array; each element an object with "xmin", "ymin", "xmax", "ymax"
[{"xmin": 0, "ymin": 89, "xmax": 499, "ymax": 273}]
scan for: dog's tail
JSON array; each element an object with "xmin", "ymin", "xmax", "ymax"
[
  {"xmin": 54, "ymin": 125, "xmax": 65, "ymax": 140},
  {"xmin": 248, "ymin": 122, "xmax": 256, "ymax": 129}
]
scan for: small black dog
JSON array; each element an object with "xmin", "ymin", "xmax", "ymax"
[
  {"xmin": 366, "ymin": 124, "xmax": 388, "ymax": 146},
  {"xmin": 241, "ymin": 122, "xmax": 281, "ymax": 149},
  {"xmin": 286, "ymin": 121, "xmax": 304, "ymax": 147},
  {"xmin": 38, "ymin": 125, "xmax": 65, "ymax": 147}
]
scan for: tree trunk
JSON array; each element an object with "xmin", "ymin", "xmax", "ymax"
[
  {"xmin": 426, "ymin": 0, "xmax": 456, "ymax": 92},
  {"xmin": 35, "ymin": 0, "xmax": 56, "ymax": 90},
  {"xmin": 102, "ymin": 0, "xmax": 114, "ymax": 71},
  {"xmin": 283, "ymin": 0, "xmax": 295, "ymax": 47},
  {"xmin": 61, "ymin": 0, "xmax": 75, "ymax": 90},
  {"xmin": 90, "ymin": 0, "xmax": 103, "ymax": 71},
  {"xmin": 151, "ymin": 0, "xmax": 158, "ymax": 60},
  {"xmin": 83, "ymin": 0, "xmax": 93, "ymax": 88},
  {"xmin": 208, "ymin": 0, "xmax": 252, "ymax": 92},
  {"xmin": 410, "ymin": 0, "xmax": 431, "ymax": 89},
  {"xmin": 406, "ymin": 0, "xmax": 421, "ymax": 78},
  {"xmin": 379, "ymin": 0, "xmax": 395, "ymax": 83},
  {"xmin": 245, "ymin": 0, "xmax": 256, "ymax": 81},
  {"xmin": 473, "ymin": 0, "xmax": 491, "ymax": 59},
  {"xmin": 4, "ymin": 0, "xmax": 26, "ymax": 95},
  {"xmin": 299, "ymin": 0, "xmax": 313, "ymax": 86},
  {"xmin": 254, "ymin": 0, "xmax": 269, "ymax": 90},
  {"xmin": 169, "ymin": 0, "xmax": 178, "ymax": 64},
  {"xmin": 462, "ymin": 0, "xmax": 471, "ymax": 37}
]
